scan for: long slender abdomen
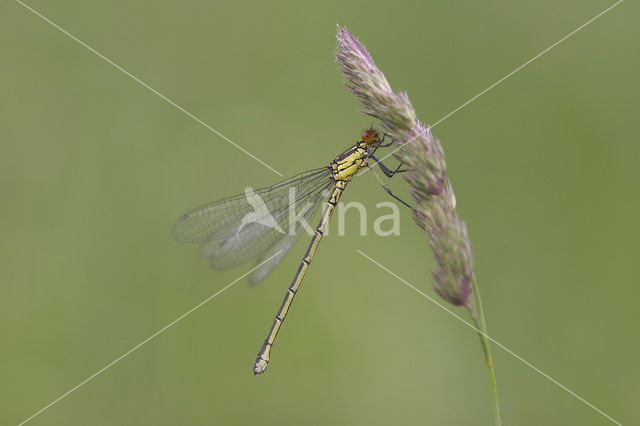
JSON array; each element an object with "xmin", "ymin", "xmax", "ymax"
[{"xmin": 253, "ymin": 182, "xmax": 346, "ymax": 375}]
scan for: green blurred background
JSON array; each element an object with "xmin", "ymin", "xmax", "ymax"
[{"xmin": 2, "ymin": 1, "xmax": 638, "ymax": 424}]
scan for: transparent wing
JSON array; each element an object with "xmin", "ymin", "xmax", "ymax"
[
  {"xmin": 173, "ymin": 168, "xmax": 330, "ymax": 243},
  {"xmin": 248, "ymin": 185, "xmax": 328, "ymax": 286},
  {"xmin": 204, "ymin": 177, "xmax": 332, "ymax": 270},
  {"xmin": 173, "ymin": 167, "xmax": 333, "ymax": 271}
]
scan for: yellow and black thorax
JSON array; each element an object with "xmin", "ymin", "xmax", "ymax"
[{"xmin": 330, "ymin": 141, "xmax": 370, "ymax": 183}]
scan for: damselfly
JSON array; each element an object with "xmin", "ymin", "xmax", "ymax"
[{"xmin": 173, "ymin": 129, "xmax": 409, "ymax": 375}]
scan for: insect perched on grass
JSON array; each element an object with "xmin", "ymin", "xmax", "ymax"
[{"xmin": 173, "ymin": 129, "xmax": 410, "ymax": 375}]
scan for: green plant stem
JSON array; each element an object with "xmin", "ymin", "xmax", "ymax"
[{"xmin": 469, "ymin": 275, "xmax": 501, "ymax": 426}]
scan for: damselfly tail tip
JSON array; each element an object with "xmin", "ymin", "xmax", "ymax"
[{"xmin": 253, "ymin": 359, "xmax": 269, "ymax": 375}]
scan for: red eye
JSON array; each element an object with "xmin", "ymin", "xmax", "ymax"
[{"xmin": 361, "ymin": 130, "xmax": 374, "ymax": 142}]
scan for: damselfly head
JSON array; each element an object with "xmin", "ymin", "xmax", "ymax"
[{"xmin": 361, "ymin": 129, "xmax": 381, "ymax": 145}]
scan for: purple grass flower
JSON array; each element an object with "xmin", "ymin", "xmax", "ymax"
[
  {"xmin": 335, "ymin": 26, "xmax": 501, "ymax": 425},
  {"xmin": 335, "ymin": 26, "xmax": 472, "ymax": 309}
]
